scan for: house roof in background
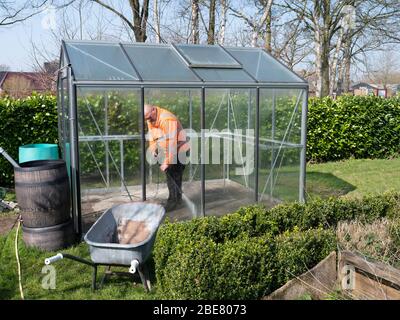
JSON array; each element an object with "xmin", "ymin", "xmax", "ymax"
[
  {"xmin": 0, "ymin": 71, "xmax": 8, "ymax": 87},
  {"xmin": 0, "ymin": 71, "xmax": 49, "ymax": 90},
  {"xmin": 352, "ymin": 82, "xmax": 400, "ymax": 90}
]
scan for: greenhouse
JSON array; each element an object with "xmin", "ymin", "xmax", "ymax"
[{"xmin": 57, "ymin": 40, "xmax": 308, "ymax": 235}]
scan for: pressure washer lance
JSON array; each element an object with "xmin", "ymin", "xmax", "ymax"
[{"xmin": 0, "ymin": 147, "xmax": 20, "ymax": 168}]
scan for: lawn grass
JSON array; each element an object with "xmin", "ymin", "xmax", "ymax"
[
  {"xmin": 1, "ymin": 157, "xmax": 400, "ymax": 300},
  {"xmin": 0, "ymin": 228, "xmax": 157, "ymax": 300},
  {"xmin": 306, "ymin": 157, "xmax": 400, "ymax": 199},
  {"xmin": 258, "ymin": 157, "xmax": 400, "ymax": 202}
]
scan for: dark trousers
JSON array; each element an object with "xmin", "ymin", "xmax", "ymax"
[{"xmin": 165, "ymin": 163, "xmax": 185, "ymax": 202}]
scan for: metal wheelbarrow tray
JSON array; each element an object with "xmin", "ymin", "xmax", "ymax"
[{"xmin": 45, "ymin": 202, "xmax": 166, "ymax": 291}]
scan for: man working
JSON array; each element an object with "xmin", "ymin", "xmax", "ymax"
[{"xmin": 144, "ymin": 104, "xmax": 189, "ymax": 211}]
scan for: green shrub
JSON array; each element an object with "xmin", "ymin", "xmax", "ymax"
[
  {"xmin": 154, "ymin": 192, "xmax": 400, "ymax": 299},
  {"xmin": 156, "ymin": 234, "xmax": 276, "ymax": 300},
  {"xmin": 2, "ymin": 93, "xmax": 399, "ymax": 186},
  {"xmin": 155, "ymin": 191, "xmax": 400, "ymax": 275},
  {"xmin": 307, "ymin": 95, "xmax": 400, "ymax": 162},
  {"xmin": 266, "ymin": 191, "xmax": 400, "ymax": 231},
  {"xmin": 155, "ymin": 228, "xmax": 335, "ymax": 300},
  {"xmin": 0, "ymin": 93, "xmax": 58, "ymax": 187},
  {"xmin": 274, "ymin": 227, "xmax": 336, "ymax": 285}
]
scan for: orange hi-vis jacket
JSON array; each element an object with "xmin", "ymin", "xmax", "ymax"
[{"xmin": 147, "ymin": 106, "xmax": 190, "ymax": 166}]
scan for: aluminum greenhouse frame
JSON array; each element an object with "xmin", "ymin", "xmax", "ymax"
[{"xmin": 57, "ymin": 40, "xmax": 308, "ymax": 236}]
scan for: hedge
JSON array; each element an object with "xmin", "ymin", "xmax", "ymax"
[
  {"xmin": 0, "ymin": 93, "xmax": 58, "ymax": 187},
  {"xmin": 154, "ymin": 227, "xmax": 336, "ymax": 300},
  {"xmin": 307, "ymin": 95, "xmax": 400, "ymax": 162},
  {"xmin": 153, "ymin": 191, "xmax": 400, "ymax": 299},
  {"xmin": 1, "ymin": 94, "xmax": 400, "ymax": 187}
]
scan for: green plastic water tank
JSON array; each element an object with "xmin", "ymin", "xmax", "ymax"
[{"xmin": 19, "ymin": 144, "xmax": 59, "ymax": 163}]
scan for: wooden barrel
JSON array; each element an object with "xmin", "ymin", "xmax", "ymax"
[
  {"xmin": 22, "ymin": 220, "xmax": 76, "ymax": 251},
  {"xmin": 14, "ymin": 160, "xmax": 71, "ymax": 228}
]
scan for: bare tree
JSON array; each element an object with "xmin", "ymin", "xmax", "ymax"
[
  {"xmin": 229, "ymin": 0, "xmax": 273, "ymax": 47},
  {"xmin": 90, "ymin": 0, "xmax": 150, "ymax": 42},
  {"xmin": 0, "ymin": 0, "xmax": 53, "ymax": 26},
  {"xmin": 366, "ymin": 49, "xmax": 400, "ymax": 87},
  {"xmin": 26, "ymin": 0, "xmax": 118, "ymax": 86},
  {"xmin": 0, "ymin": 64, "xmax": 9, "ymax": 71},
  {"xmin": 154, "ymin": 1, "xmax": 192, "ymax": 43},
  {"xmin": 273, "ymin": 19, "xmax": 312, "ymax": 70},
  {"xmin": 278, "ymin": 0, "xmax": 400, "ymax": 97}
]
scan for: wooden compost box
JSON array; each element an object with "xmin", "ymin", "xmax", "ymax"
[
  {"xmin": 266, "ymin": 250, "xmax": 400, "ymax": 300},
  {"xmin": 339, "ymin": 250, "xmax": 400, "ymax": 300}
]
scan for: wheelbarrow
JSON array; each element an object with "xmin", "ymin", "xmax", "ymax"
[{"xmin": 44, "ymin": 202, "xmax": 166, "ymax": 291}]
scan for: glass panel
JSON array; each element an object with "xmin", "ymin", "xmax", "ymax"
[
  {"xmin": 258, "ymin": 88, "xmax": 303, "ymax": 206},
  {"xmin": 57, "ymin": 76, "xmax": 63, "ymax": 157},
  {"xmin": 77, "ymin": 88, "xmax": 142, "ymax": 216},
  {"xmin": 227, "ymin": 48, "xmax": 304, "ymax": 83},
  {"xmin": 144, "ymin": 89, "xmax": 202, "ymax": 221},
  {"xmin": 175, "ymin": 44, "xmax": 241, "ymax": 68},
  {"xmin": 204, "ymin": 89, "xmax": 256, "ymax": 217},
  {"xmin": 195, "ymin": 68, "xmax": 255, "ymax": 82},
  {"xmin": 61, "ymin": 78, "xmax": 71, "ymax": 180},
  {"xmin": 65, "ymin": 42, "xmax": 139, "ymax": 81},
  {"xmin": 123, "ymin": 44, "xmax": 200, "ymax": 82},
  {"xmin": 270, "ymin": 148, "xmax": 301, "ymax": 202}
]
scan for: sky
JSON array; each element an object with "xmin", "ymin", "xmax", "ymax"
[
  {"xmin": 0, "ymin": 13, "xmax": 50, "ymax": 71},
  {"xmin": 0, "ymin": 1, "xmax": 399, "ymax": 79},
  {"xmin": 0, "ymin": 1, "xmax": 179, "ymax": 71}
]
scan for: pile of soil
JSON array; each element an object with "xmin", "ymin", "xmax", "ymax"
[{"xmin": 117, "ymin": 218, "xmax": 150, "ymax": 244}]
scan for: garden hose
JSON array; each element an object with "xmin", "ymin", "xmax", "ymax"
[
  {"xmin": 15, "ymin": 215, "xmax": 24, "ymax": 300},
  {"xmin": 156, "ymin": 164, "xmax": 160, "ymax": 198}
]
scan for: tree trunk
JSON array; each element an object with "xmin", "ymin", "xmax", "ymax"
[
  {"xmin": 191, "ymin": 0, "xmax": 200, "ymax": 44},
  {"xmin": 314, "ymin": 29, "xmax": 322, "ymax": 97},
  {"xmin": 329, "ymin": 28, "xmax": 344, "ymax": 96},
  {"xmin": 129, "ymin": 0, "xmax": 150, "ymax": 42},
  {"xmin": 342, "ymin": 35, "xmax": 352, "ymax": 93},
  {"xmin": 78, "ymin": 0, "xmax": 84, "ymax": 40},
  {"xmin": 208, "ymin": 0, "xmax": 216, "ymax": 44},
  {"xmin": 264, "ymin": 4, "xmax": 272, "ymax": 52},
  {"xmin": 320, "ymin": 39, "xmax": 330, "ymax": 97},
  {"xmin": 314, "ymin": 29, "xmax": 330, "ymax": 98},
  {"xmin": 343, "ymin": 55, "xmax": 351, "ymax": 93},
  {"xmin": 251, "ymin": 27, "xmax": 258, "ymax": 47},
  {"xmin": 336, "ymin": 59, "xmax": 345, "ymax": 95},
  {"xmin": 219, "ymin": 0, "xmax": 227, "ymax": 44},
  {"xmin": 153, "ymin": 0, "xmax": 161, "ymax": 43}
]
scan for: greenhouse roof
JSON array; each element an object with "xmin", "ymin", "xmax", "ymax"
[{"xmin": 62, "ymin": 40, "xmax": 307, "ymax": 86}]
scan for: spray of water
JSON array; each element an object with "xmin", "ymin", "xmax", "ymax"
[
  {"xmin": 166, "ymin": 171, "xmax": 198, "ymax": 218},
  {"xmin": 181, "ymin": 192, "xmax": 197, "ymax": 218}
]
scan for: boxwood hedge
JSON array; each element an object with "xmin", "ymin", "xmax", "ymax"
[
  {"xmin": 153, "ymin": 191, "xmax": 400, "ymax": 299},
  {"xmin": 154, "ymin": 227, "xmax": 336, "ymax": 300}
]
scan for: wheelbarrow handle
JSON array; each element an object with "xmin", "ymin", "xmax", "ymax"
[
  {"xmin": 44, "ymin": 253, "xmax": 95, "ymax": 267},
  {"xmin": 45, "ymin": 253, "xmax": 64, "ymax": 265},
  {"xmin": 129, "ymin": 259, "xmax": 139, "ymax": 274}
]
